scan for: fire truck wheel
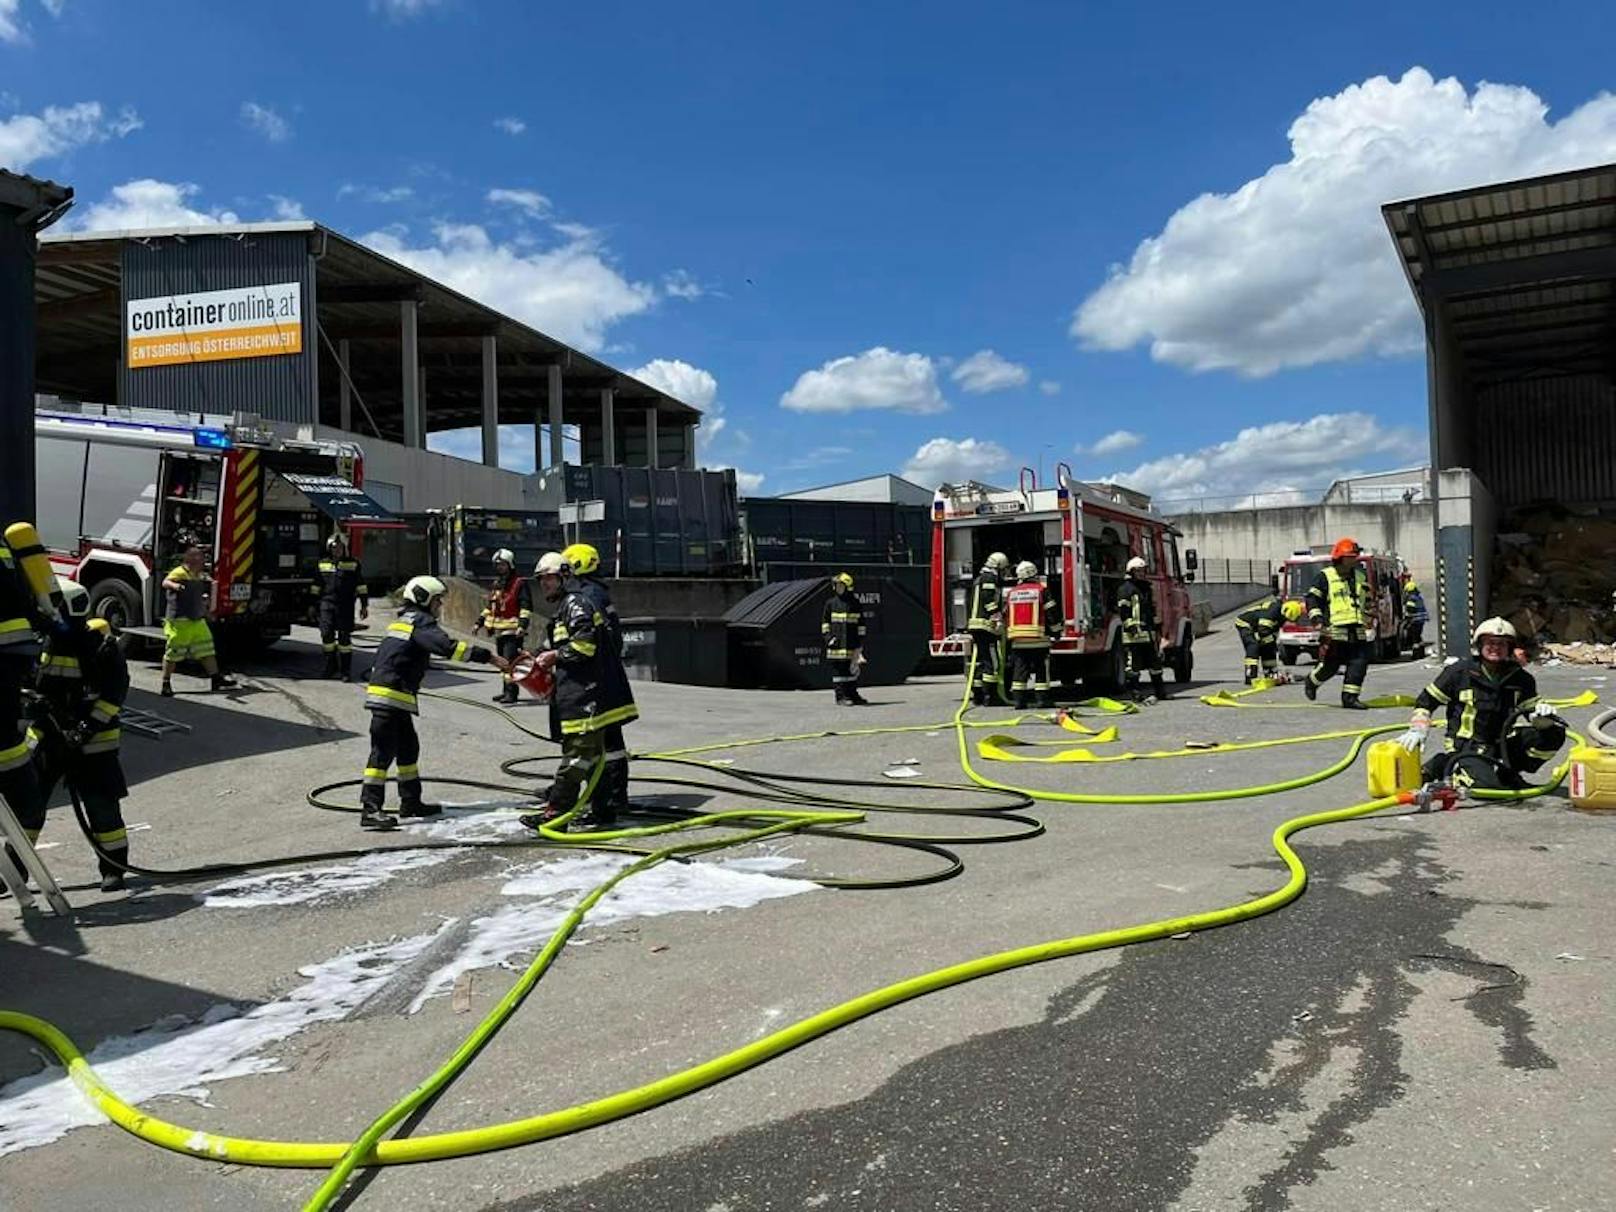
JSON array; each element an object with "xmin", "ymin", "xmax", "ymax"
[
  {"xmin": 1168, "ymin": 634, "xmax": 1194, "ymax": 682},
  {"xmin": 1279, "ymin": 647, "xmax": 1298, "ymax": 666},
  {"xmin": 87, "ymin": 576, "xmax": 141, "ymax": 632},
  {"xmin": 1087, "ymin": 637, "xmax": 1126, "ymax": 693}
]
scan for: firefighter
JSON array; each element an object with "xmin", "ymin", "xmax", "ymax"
[
  {"xmin": 823, "ymin": 572, "xmax": 868, "ymax": 706},
  {"xmin": 1304, "ymin": 538, "xmax": 1371, "ymax": 709},
  {"xmin": 966, "ymin": 551, "xmax": 1010, "ymax": 705},
  {"xmin": 518, "ymin": 551, "xmax": 640, "ymax": 833},
  {"xmin": 1234, "ymin": 596, "xmax": 1304, "ymax": 684},
  {"xmin": 478, "ymin": 547, "xmax": 532, "ymax": 705},
  {"xmin": 1116, "ymin": 555, "xmax": 1167, "ymax": 702},
  {"xmin": 360, "ymin": 575, "xmax": 505, "ymax": 831},
  {"xmin": 23, "ymin": 580, "xmax": 133, "ymax": 892},
  {"xmin": 312, "ymin": 533, "xmax": 368, "ymax": 681},
  {"xmin": 561, "ymin": 542, "xmax": 632, "ymax": 820},
  {"xmin": 1398, "ymin": 617, "xmax": 1567, "ymax": 791},
  {"xmin": 1004, "ymin": 560, "xmax": 1060, "ymax": 709},
  {"xmin": 1401, "ymin": 576, "xmax": 1429, "ymax": 658},
  {"xmin": 159, "ymin": 542, "xmax": 237, "ymax": 697},
  {"xmin": 0, "ymin": 526, "xmax": 48, "ymax": 863}
]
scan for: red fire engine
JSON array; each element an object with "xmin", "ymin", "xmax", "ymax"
[
  {"xmin": 1275, "ymin": 546, "xmax": 1405, "ymax": 665},
  {"xmin": 928, "ymin": 468, "xmax": 1198, "ymax": 690}
]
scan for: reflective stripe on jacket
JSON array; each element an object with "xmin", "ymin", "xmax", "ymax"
[
  {"xmin": 366, "ymin": 607, "xmax": 492, "ymax": 714},
  {"xmin": 822, "ymin": 593, "xmax": 864, "ymax": 660}
]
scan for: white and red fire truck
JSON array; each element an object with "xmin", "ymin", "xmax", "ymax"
[
  {"xmin": 1275, "ymin": 546, "xmax": 1404, "ymax": 665},
  {"xmin": 928, "ymin": 468, "xmax": 1198, "ymax": 690},
  {"xmin": 34, "ymin": 406, "xmax": 400, "ymax": 647}
]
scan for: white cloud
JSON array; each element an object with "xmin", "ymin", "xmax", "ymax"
[
  {"xmin": 338, "ymin": 183, "xmax": 414, "ymax": 204},
  {"xmin": 1073, "ymin": 68, "xmax": 1616, "ymax": 377},
  {"xmin": 1083, "ymin": 430, "xmax": 1143, "ymax": 457},
  {"xmin": 268, "ymin": 195, "xmax": 306, "ymax": 221},
  {"xmin": 951, "ymin": 349, "xmax": 1029, "ymax": 394},
  {"xmin": 629, "ymin": 358, "xmax": 718, "ymax": 411},
  {"xmin": 362, "ymin": 222, "xmax": 657, "ymax": 353},
  {"xmin": 1, "ymin": 0, "xmax": 64, "ymax": 43},
  {"xmin": 1104, "ymin": 412, "xmax": 1424, "ymax": 503},
  {"xmin": 715, "ymin": 466, "xmax": 764, "ymax": 494},
  {"xmin": 371, "ymin": 0, "xmax": 444, "ymax": 17},
  {"xmin": 486, "ymin": 187, "xmax": 550, "ymax": 217},
  {"xmin": 901, "ymin": 436, "xmax": 1014, "ymax": 489},
  {"xmin": 1039, "ymin": 380, "xmax": 1061, "ymax": 397},
  {"xmin": 493, "ymin": 116, "xmax": 526, "ymax": 136},
  {"xmin": 662, "ymin": 269, "xmax": 703, "ymax": 300},
  {"xmin": 240, "ymin": 101, "xmax": 291, "ymax": 143},
  {"xmin": 0, "ymin": 100, "xmax": 141, "ymax": 170},
  {"xmin": 76, "ymin": 179, "xmax": 239, "ymax": 231},
  {"xmin": 780, "ymin": 347, "xmax": 947, "ymax": 415}
]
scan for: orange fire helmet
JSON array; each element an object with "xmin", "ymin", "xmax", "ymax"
[{"xmin": 1331, "ymin": 538, "xmax": 1362, "ymax": 561}]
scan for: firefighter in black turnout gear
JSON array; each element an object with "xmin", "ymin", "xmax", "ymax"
[
  {"xmin": 360, "ymin": 576, "xmax": 504, "ymax": 830},
  {"xmin": 1305, "ymin": 537, "xmax": 1371, "ymax": 709},
  {"xmin": 312, "ymin": 533, "xmax": 368, "ymax": 680},
  {"xmin": 1397, "ymin": 616, "xmax": 1568, "ymax": 791},
  {"xmin": 823, "ymin": 572, "xmax": 868, "ymax": 706},
  {"xmin": 1117, "ymin": 556, "xmax": 1167, "ymax": 702},
  {"xmin": 967, "ymin": 552, "xmax": 1010, "ymax": 705},
  {"xmin": 22, "ymin": 579, "xmax": 134, "ymax": 891},
  {"xmin": 518, "ymin": 551, "xmax": 640, "ymax": 833},
  {"xmin": 1234, "ymin": 596, "xmax": 1304, "ymax": 684},
  {"xmin": 560, "ymin": 542, "xmax": 632, "ymax": 820},
  {"xmin": 0, "ymin": 526, "xmax": 48, "ymax": 851},
  {"xmin": 478, "ymin": 547, "xmax": 532, "ymax": 705}
]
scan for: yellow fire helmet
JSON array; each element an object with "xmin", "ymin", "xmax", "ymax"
[
  {"xmin": 832, "ymin": 572, "xmax": 854, "ymax": 590},
  {"xmin": 562, "ymin": 543, "xmax": 600, "ymax": 576},
  {"xmin": 1282, "ymin": 600, "xmax": 1304, "ymax": 622}
]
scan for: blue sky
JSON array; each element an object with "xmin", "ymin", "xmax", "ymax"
[{"xmin": 6, "ymin": 0, "xmax": 1616, "ymax": 503}]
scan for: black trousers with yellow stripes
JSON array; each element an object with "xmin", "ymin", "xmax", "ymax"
[
  {"xmin": 0, "ymin": 659, "xmax": 41, "ymax": 832},
  {"xmin": 1422, "ymin": 723, "xmax": 1568, "ymax": 791},
  {"xmin": 318, "ymin": 602, "xmax": 356, "ymax": 673},
  {"xmin": 25, "ymin": 728, "xmax": 129, "ymax": 879},
  {"xmin": 362, "ymin": 707, "xmax": 424, "ymax": 810}
]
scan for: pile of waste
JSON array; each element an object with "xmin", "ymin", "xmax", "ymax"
[{"xmin": 1490, "ymin": 503, "xmax": 1616, "ymax": 644}]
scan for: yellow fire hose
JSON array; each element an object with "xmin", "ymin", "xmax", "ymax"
[{"xmin": 0, "ymin": 659, "xmax": 1590, "ymax": 1211}]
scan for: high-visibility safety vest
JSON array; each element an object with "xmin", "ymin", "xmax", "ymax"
[
  {"xmin": 1313, "ymin": 566, "xmax": 1371, "ymax": 633},
  {"xmin": 1004, "ymin": 583, "xmax": 1051, "ymax": 647}
]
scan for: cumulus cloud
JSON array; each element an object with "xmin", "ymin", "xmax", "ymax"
[
  {"xmin": 338, "ymin": 183, "xmax": 414, "ymax": 204},
  {"xmin": 662, "ymin": 269, "xmax": 703, "ymax": 300},
  {"xmin": 240, "ymin": 101, "xmax": 291, "ymax": 143},
  {"xmin": 901, "ymin": 437, "xmax": 1014, "ymax": 489},
  {"xmin": 76, "ymin": 179, "xmax": 240, "ymax": 231},
  {"xmin": 1082, "ymin": 430, "xmax": 1143, "ymax": 457},
  {"xmin": 1073, "ymin": 68, "xmax": 1616, "ymax": 377},
  {"xmin": 493, "ymin": 116, "xmax": 526, "ymax": 136},
  {"xmin": 722, "ymin": 468, "xmax": 765, "ymax": 494},
  {"xmin": 1104, "ymin": 412, "xmax": 1424, "ymax": 504},
  {"xmin": 363, "ymin": 222, "xmax": 658, "ymax": 353},
  {"xmin": 951, "ymin": 349, "xmax": 1029, "ymax": 394},
  {"xmin": 781, "ymin": 347, "xmax": 947, "ymax": 414},
  {"xmin": 487, "ymin": 187, "xmax": 550, "ymax": 217},
  {"xmin": 1, "ymin": 0, "xmax": 65, "ymax": 43},
  {"xmin": 269, "ymin": 195, "xmax": 306, "ymax": 221},
  {"xmin": 0, "ymin": 100, "xmax": 141, "ymax": 170},
  {"xmin": 629, "ymin": 358, "xmax": 718, "ymax": 412},
  {"xmin": 1039, "ymin": 380, "xmax": 1061, "ymax": 397}
]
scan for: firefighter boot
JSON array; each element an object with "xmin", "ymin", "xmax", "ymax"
[
  {"xmin": 98, "ymin": 855, "xmax": 128, "ymax": 893},
  {"xmin": 339, "ymin": 651, "xmax": 354, "ymax": 682},
  {"xmin": 397, "ymin": 798, "xmax": 444, "ymax": 819},
  {"xmin": 1304, "ymin": 677, "xmax": 1319, "ymax": 702},
  {"xmin": 1341, "ymin": 694, "xmax": 1368, "ymax": 710},
  {"xmin": 211, "ymin": 673, "xmax": 239, "ymax": 692},
  {"xmin": 518, "ymin": 804, "xmax": 564, "ymax": 831},
  {"xmin": 1151, "ymin": 674, "xmax": 1168, "ymax": 701},
  {"xmin": 360, "ymin": 808, "xmax": 398, "ymax": 831},
  {"xmin": 846, "ymin": 687, "xmax": 869, "ymax": 706}
]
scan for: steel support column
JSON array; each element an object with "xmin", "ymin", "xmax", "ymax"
[
  {"xmin": 547, "ymin": 363, "xmax": 565, "ymax": 469},
  {"xmin": 400, "ymin": 300, "xmax": 422, "ymax": 448},
  {"xmin": 481, "ymin": 334, "xmax": 499, "ymax": 468}
]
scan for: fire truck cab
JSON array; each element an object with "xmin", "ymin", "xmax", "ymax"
[
  {"xmin": 929, "ymin": 467, "xmax": 1198, "ymax": 690},
  {"xmin": 1275, "ymin": 547, "xmax": 1405, "ymax": 665}
]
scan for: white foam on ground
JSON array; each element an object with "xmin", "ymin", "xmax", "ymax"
[
  {"xmin": 0, "ymin": 926, "xmax": 446, "ymax": 1158},
  {"xmin": 197, "ymin": 849, "xmax": 463, "ymax": 908},
  {"xmin": 417, "ymin": 802, "xmax": 538, "ymax": 842},
  {"xmin": 408, "ymin": 853, "xmax": 816, "ymax": 1012}
]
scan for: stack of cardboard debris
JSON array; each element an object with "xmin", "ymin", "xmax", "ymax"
[
  {"xmin": 1541, "ymin": 641, "xmax": 1616, "ymax": 666},
  {"xmin": 1491, "ymin": 504, "xmax": 1616, "ymax": 645}
]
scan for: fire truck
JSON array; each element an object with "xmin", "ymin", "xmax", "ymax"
[
  {"xmin": 1275, "ymin": 546, "xmax": 1404, "ymax": 665},
  {"xmin": 928, "ymin": 468, "xmax": 1198, "ymax": 690},
  {"xmin": 34, "ymin": 406, "xmax": 400, "ymax": 647}
]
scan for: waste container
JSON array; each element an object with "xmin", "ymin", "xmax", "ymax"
[
  {"xmin": 724, "ymin": 576, "xmax": 928, "ymax": 690},
  {"xmin": 620, "ymin": 617, "xmax": 730, "ymax": 687}
]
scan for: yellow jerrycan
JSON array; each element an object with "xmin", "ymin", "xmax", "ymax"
[{"xmin": 1367, "ymin": 740, "xmax": 1422, "ymax": 798}]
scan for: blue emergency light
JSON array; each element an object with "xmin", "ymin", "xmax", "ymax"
[{"xmin": 193, "ymin": 428, "xmax": 234, "ymax": 451}]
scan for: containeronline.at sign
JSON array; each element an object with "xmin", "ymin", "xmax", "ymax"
[{"xmin": 125, "ymin": 281, "xmax": 303, "ymax": 369}]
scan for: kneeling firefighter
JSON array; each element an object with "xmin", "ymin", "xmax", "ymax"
[
  {"xmin": 1234, "ymin": 595, "xmax": 1304, "ymax": 684},
  {"xmin": 1397, "ymin": 616, "xmax": 1567, "ymax": 791},
  {"xmin": 361, "ymin": 576, "xmax": 505, "ymax": 831},
  {"xmin": 1004, "ymin": 560, "xmax": 1060, "ymax": 709},
  {"xmin": 1305, "ymin": 538, "xmax": 1371, "ymax": 709},
  {"xmin": 823, "ymin": 572, "xmax": 868, "ymax": 706},
  {"xmin": 478, "ymin": 547, "xmax": 532, "ymax": 705},
  {"xmin": 966, "ymin": 552, "xmax": 1009, "ymax": 706},
  {"xmin": 561, "ymin": 543, "xmax": 632, "ymax": 819},
  {"xmin": 519, "ymin": 551, "xmax": 639, "ymax": 833},
  {"xmin": 1116, "ymin": 556, "xmax": 1166, "ymax": 701},
  {"xmin": 22, "ymin": 579, "xmax": 133, "ymax": 892}
]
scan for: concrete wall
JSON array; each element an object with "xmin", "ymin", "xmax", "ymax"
[
  {"xmin": 1190, "ymin": 582, "xmax": 1272, "ymax": 618},
  {"xmin": 1433, "ymin": 468, "xmax": 1496, "ymax": 657},
  {"xmin": 1170, "ymin": 501, "xmax": 1436, "ymax": 593},
  {"xmin": 311, "ymin": 425, "xmax": 537, "ymax": 513}
]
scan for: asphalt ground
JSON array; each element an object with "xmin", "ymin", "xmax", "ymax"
[{"xmin": 1, "ymin": 615, "xmax": 1613, "ymax": 1212}]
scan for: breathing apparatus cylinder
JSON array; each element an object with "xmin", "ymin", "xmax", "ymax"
[{"xmin": 4, "ymin": 521, "xmax": 63, "ymax": 621}]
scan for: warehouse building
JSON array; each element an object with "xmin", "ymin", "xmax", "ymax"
[
  {"xmin": 1385, "ymin": 162, "xmax": 1616, "ymax": 654},
  {"xmin": 33, "ymin": 221, "xmax": 704, "ymax": 512}
]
